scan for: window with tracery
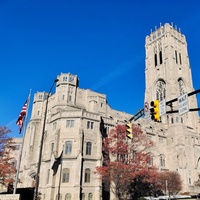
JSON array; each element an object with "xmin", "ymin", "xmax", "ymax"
[
  {"xmin": 160, "ymin": 155, "xmax": 165, "ymax": 167},
  {"xmin": 156, "ymin": 80, "xmax": 166, "ymax": 101}
]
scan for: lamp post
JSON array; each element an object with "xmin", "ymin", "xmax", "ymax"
[{"xmin": 33, "ymin": 79, "xmax": 58, "ymax": 200}]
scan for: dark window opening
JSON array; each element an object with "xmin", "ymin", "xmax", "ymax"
[
  {"xmin": 159, "ymin": 51, "xmax": 163, "ymax": 64},
  {"xmin": 179, "ymin": 53, "xmax": 182, "ymax": 65},
  {"xmin": 154, "ymin": 54, "xmax": 157, "ymax": 66},
  {"xmin": 175, "ymin": 50, "xmax": 178, "ymax": 64},
  {"xmin": 85, "ymin": 168, "xmax": 91, "ymax": 183}
]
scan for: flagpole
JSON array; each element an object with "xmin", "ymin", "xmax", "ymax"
[
  {"xmin": 13, "ymin": 89, "xmax": 32, "ymax": 194},
  {"xmin": 57, "ymin": 145, "xmax": 64, "ymax": 200},
  {"xmin": 33, "ymin": 79, "xmax": 58, "ymax": 200}
]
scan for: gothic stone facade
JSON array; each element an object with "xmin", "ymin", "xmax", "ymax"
[
  {"xmin": 18, "ymin": 73, "xmax": 132, "ymax": 200},
  {"xmin": 143, "ymin": 23, "xmax": 200, "ymax": 194},
  {"xmin": 17, "ymin": 23, "xmax": 200, "ymax": 199}
]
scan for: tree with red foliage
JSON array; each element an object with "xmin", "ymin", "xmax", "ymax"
[
  {"xmin": 96, "ymin": 124, "xmax": 158, "ymax": 200},
  {"xmin": 156, "ymin": 171, "xmax": 182, "ymax": 196},
  {"xmin": 0, "ymin": 126, "xmax": 16, "ymax": 187}
]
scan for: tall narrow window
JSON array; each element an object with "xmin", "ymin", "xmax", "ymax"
[
  {"xmin": 85, "ymin": 168, "xmax": 91, "ymax": 183},
  {"xmin": 179, "ymin": 53, "xmax": 182, "ymax": 64},
  {"xmin": 86, "ymin": 142, "xmax": 92, "ymax": 155},
  {"xmin": 175, "ymin": 50, "xmax": 178, "ymax": 64},
  {"xmin": 65, "ymin": 141, "xmax": 72, "ymax": 155},
  {"xmin": 68, "ymin": 87, "xmax": 73, "ymax": 102},
  {"xmin": 154, "ymin": 53, "xmax": 157, "ymax": 66},
  {"xmin": 148, "ymin": 155, "xmax": 153, "ymax": 166},
  {"xmin": 46, "ymin": 169, "xmax": 50, "ymax": 184},
  {"xmin": 181, "ymin": 117, "xmax": 183, "ymax": 123},
  {"xmin": 87, "ymin": 121, "xmax": 90, "ymax": 129},
  {"xmin": 91, "ymin": 122, "xmax": 94, "ymax": 129},
  {"xmin": 62, "ymin": 168, "xmax": 70, "ymax": 183},
  {"xmin": 51, "ymin": 143, "xmax": 54, "ymax": 154},
  {"xmin": 160, "ymin": 155, "xmax": 165, "ymax": 167},
  {"xmin": 53, "ymin": 122, "xmax": 57, "ymax": 130},
  {"xmin": 159, "ymin": 51, "xmax": 162, "ymax": 64}
]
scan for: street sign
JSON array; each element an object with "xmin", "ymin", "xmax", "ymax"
[
  {"xmin": 178, "ymin": 93, "xmax": 189, "ymax": 115},
  {"xmin": 0, "ymin": 194, "xmax": 20, "ymax": 200},
  {"xmin": 144, "ymin": 102, "xmax": 151, "ymax": 123},
  {"xmin": 160, "ymin": 99, "xmax": 166, "ymax": 116},
  {"xmin": 134, "ymin": 109, "xmax": 144, "ymax": 121}
]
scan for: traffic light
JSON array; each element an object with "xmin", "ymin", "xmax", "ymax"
[
  {"xmin": 150, "ymin": 100, "xmax": 160, "ymax": 122},
  {"xmin": 126, "ymin": 123, "xmax": 133, "ymax": 139}
]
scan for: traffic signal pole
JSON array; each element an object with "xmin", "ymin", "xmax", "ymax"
[
  {"xmin": 128, "ymin": 88, "xmax": 200, "ymax": 122},
  {"xmin": 166, "ymin": 88, "xmax": 200, "ymax": 106},
  {"xmin": 166, "ymin": 88, "xmax": 200, "ymax": 112}
]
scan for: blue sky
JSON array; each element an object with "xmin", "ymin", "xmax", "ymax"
[{"xmin": 1, "ymin": 0, "xmax": 200, "ymax": 138}]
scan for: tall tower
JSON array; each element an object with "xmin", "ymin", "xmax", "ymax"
[{"xmin": 145, "ymin": 23, "xmax": 199, "ymax": 130}]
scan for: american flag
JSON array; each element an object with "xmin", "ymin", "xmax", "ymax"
[{"xmin": 16, "ymin": 101, "xmax": 27, "ymax": 133}]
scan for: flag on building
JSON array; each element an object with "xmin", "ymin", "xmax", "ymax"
[
  {"xmin": 16, "ymin": 100, "xmax": 27, "ymax": 133},
  {"xmin": 51, "ymin": 151, "xmax": 63, "ymax": 176}
]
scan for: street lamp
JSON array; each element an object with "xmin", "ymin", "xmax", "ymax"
[{"xmin": 33, "ymin": 79, "xmax": 58, "ymax": 200}]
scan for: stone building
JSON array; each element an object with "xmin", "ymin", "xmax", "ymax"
[
  {"xmin": 142, "ymin": 23, "xmax": 200, "ymax": 194},
  {"xmin": 17, "ymin": 73, "xmax": 132, "ymax": 200},
  {"xmin": 17, "ymin": 23, "xmax": 200, "ymax": 199}
]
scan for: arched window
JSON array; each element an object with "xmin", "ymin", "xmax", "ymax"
[
  {"xmin": 65, "ymin": 193, "xmax": 71, "ymax": 200},
  {"xmin": 62, "ymin": 168, "xmax": 70, "ymax": 183},
  {"xmin": 85, "ymin": 168, "xmax": 91, "ymax": 183},
  {"xmin": 160, "ymin": 155, "xmax": 165, "ymax": 167},
  {"xmin": 88, "ymin": 193, "xmax": 93, "ymax": 200},
  {"xmin": 86, "ymin": 142, "xmax": 92, "ymax": 155}
]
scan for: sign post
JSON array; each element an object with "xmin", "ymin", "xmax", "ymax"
[
  {"xmin": 178, "ymin": 93, "xmax": 189, "ymax": 115},
  {"xmin": 144, "ymin": 102, "xmax": 151, "ymax": 123},
  {"xmin": 134, "ymin": 109, "xmax": 144, "ymax": 121},
  {"xmin": 160, "ymin": 99, "xmax": 166, "ymax": 117},
  {"xmin": 0, "ymin": 194, "xmax": 20, "ymax": 200}
]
